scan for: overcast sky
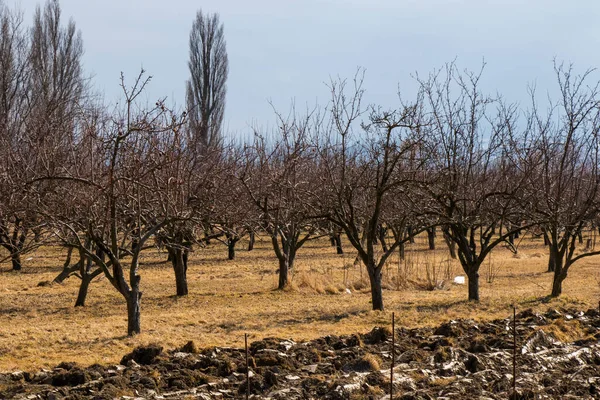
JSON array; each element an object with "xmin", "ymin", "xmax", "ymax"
[{"xmin": 15, "ymin": 0, "xmax": 600, "ymax": 136}]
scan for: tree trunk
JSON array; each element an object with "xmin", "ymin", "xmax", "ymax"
[
  {"xmin": 368, "ymin": 267, "xmax": 384, "ymax": 311},
  {"xmin": 248, "ymin": 232, "xmax": 255, "ymax": 251},
  {"xmin": 378, "ymin": 227, "xmax": 388, "ymax": 252},
  {"xmin": 550, "ymin": 252, "xmax": 565, "ymax": 297},
  {"xmin": 334, "ymin": 234, "xmax": 343, "ymax": 255},
  {"xmin": 126, "ymin": 292, "xmax": 141, "ymax": 336},
  {"xmin": 75, "ymin": 275, "xmax": 92, "ymax": 307},
  {"xmin": 278, "ymin": 258, "xmax": 289, "ymax": 290},
  {"xmin": 443, "ymin": 230, "xmax": 456, "ymax": 259},
  {"xmin": 169, "ymin": 248, "xmax": 188, "ymax": 296},
  {"xmin": 551, "ymin": 274, "xmax": 563, "ymax": 297},
  {"xmin": 54, "ymin": 260, "xmax": 81, "ymax": 284},
  {"xmin": 547, "ymin": 249, "xmax": 556, "ymax": 272},
  {"xmin": 227, "ymin": 238, "xmax": 237, "ymax": 260},
  {"xmin": 329, "ymin": 235, "xmax": 336, "ymax": 246},
  {"xmin": 399, "ymin": 242, "xmax": 405, "ymax": 260},
  {"xmin": 427, "ymin": 227, "xmax": 436, "ymax": 250},
  {"xmin": 11, "ymin": 252, "xmax": 21, "ymax": 271},
  {"xmin": 407, "ymin": 226, "xmax": 415, "ymax": 244},
  {"xmin": 466, "ymin": 267, "xmax": 480, "ymax": 302}
]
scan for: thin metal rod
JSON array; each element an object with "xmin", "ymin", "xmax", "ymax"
[
  {"xmin": 512, "ymin": 305, "xmax": 517, "ymax": 397},
  {"xmin": 391, "ymin": 312, "xmax": 395, "ymax": 399},
  {"xmin": 245, "ymin": 333, "xmax": 249, "ymax": 400}
]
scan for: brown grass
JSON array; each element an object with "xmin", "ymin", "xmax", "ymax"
[
  {"xmin": 539, "ymin": 319, "xmax": 590, "ymax": 343},
  {"xmin": 0, "ymin": 233, "xmax": 599, "ymax": 371}
]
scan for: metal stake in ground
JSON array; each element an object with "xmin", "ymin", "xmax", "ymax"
[
  {"xmin": 512, "ymin": 305, "xmax": 517, "ymax": 397},
  {"xmin": 245, "ymin": 333, "xmax": 250, "ymax": 399},
  {"xmin": 391, "ymin": 312, "xmax": 395, "ymax": 399}
]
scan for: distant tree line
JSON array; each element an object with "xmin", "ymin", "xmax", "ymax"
[{"xmin": 2, "ymin": 0, "xmax": 600, "ymax": 336}]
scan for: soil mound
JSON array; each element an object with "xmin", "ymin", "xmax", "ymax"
[{"xmin": 2, "ymin": 307, "xmax": 600, "ymax": 399}]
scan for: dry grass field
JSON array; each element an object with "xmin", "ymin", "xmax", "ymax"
[{"xmin": 1, "ymin": 233, "xmax": 599, "ymax": 372}]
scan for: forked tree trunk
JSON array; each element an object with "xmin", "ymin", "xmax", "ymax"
[
  {"xmin": 272, "ymin": 230, "xmax": 298, "ymax": 290},
  {"xmin": 74, "ymin": 245, "xmax": 103, "ymax": 307},
  {"xmin": 367, "ymin": 266, "xmax": 384, "ymax": 311},
  {"xmin": 508, "ymin": 233, "xmax": 515, "ymax": 245},
  {"xmin": 54, "ymin": 251, "xmax": 81, "ymax": 284}
]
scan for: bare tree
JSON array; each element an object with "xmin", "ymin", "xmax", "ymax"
[
  {"xmin": 417, "ymin": 62, "xmax": 530, "ymax": 302},
  {"xmin": 0, "ymin": 2, "xmax": 32, "ymax": 271},
  {"xmin": 38, "ymin": 71, "xmax": 185, "ymax": 335},
  {"xmin": 315, "ymin": 72, "xmax": 431, "ymax": 311},
  {"xmin": 0, "ymin": 0, "xmax": 84, "ymax": 270},
  {"xmin": 238, "ymin": 109, "xmax": 321, "ymax": 290},
  {"xmin": 186, "ymin": 10, "xmax": 228, "ymax": 149},
  {"xmin": 516, "ymin": 62, "xmax": 600, "ymax": 297},
  {"xmin": 154, "ymin": 130, "xmax": 222, "ymax": 296},
  {"xmin": 209, "ymin": 150, "xmax": 254, "ymax": 260}
]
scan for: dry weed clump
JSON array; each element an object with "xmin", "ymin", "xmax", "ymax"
[
  {"xmin": 288, "ymin": 272, "xmax": 345, "ymax": 295},
  {"xmin": 349, "ymin": 353, "xmax": 382, "ymax": 372},
  {"xmin": 351, "ymin": 276, "xmax": 370, "ymax": 292},
  {"xmin": 431, "ymin": 377, "xmax": 458, "ymax": 387},
  {"xmin": 539, "ymin": 319, "xmax": 590, "ymax": 343}
]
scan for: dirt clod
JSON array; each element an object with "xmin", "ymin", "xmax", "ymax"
[{"xmin": 2, "ymin": 308, "xmax": 600, "ymax": 399}]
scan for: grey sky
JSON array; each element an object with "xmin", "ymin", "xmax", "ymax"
[{"xmin": 16, "ymin": 0, "xmax": 600, "ymax": 136}]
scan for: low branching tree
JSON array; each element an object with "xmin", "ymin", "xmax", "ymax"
[
  {"xmin": 315, "ymin": 72, "xmax": 431, "ymax": 311},
  {"xmin": 516, "ymin": 62, "xmax": 600, "ymax": 297},
  {"xmin": 238, "ymin": 109, "xmax": 321, "ymax": 289},
  {"xmin": 417, "ymin": 62, "xmax": 531, "ymax": 302},
  {"xmin": 38, "ymin": 70, "xmax": 185, "ymax": 335},
  {"xmin": 0, "ymin": 0, "xmax": 84, "ymax": 270}
]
